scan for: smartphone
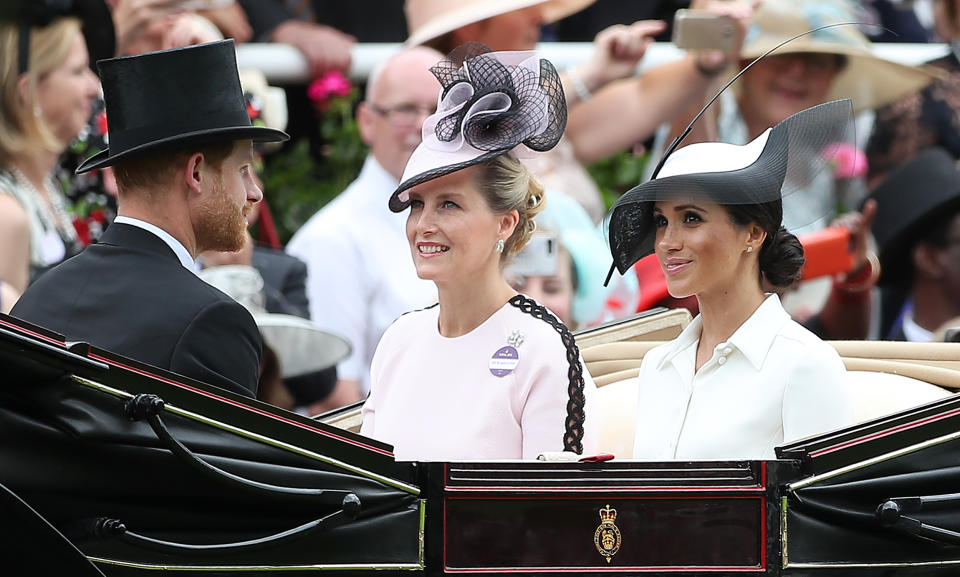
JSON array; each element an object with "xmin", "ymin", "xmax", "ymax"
[
  {"xmin": 176, "ymin": 0, "xmax": 236, "ymax": 10},
  {"xmin": 506, "ymin": 234, "xmax": 559, "ymax": 278},
  {"xmin": 798, "ymin": 226, "xmax": 854, "ymax": 281},
  {"xmin": 672, "ymin": 9, "xmax": 736, "ymax": 52}
]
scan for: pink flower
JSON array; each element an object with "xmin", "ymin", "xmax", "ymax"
[
  {"xmin": 822, "ymin": 143, "xmax": 867, "ymax": 179},
  {"xmin": 307, "ymin": 71, "xmax": 353, "ymax": 103}
]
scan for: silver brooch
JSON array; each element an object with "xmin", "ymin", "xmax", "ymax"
[{"xmin": 507, "ymin": 330, "xmax": 525, "ymax": 348}]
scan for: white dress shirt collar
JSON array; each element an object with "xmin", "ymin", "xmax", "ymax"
[
  {"xmin": 657, "ymin": 293, "xmax": 789, "ymax": 372},
  {"xmin": 114, "ymin": 216, "xmax": 196, "ymax": 271}
]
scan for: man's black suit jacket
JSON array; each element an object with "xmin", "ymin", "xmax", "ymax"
[
  {"xmin": 12, "ymin": 224, "xmax": 261, "ymax": 397},
  {"xmin": 252, "ymin": 246, "xmax": 310, "ymax": 319}
]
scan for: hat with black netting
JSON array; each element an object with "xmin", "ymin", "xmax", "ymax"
[
  {"xmin": 605, "ymin": 99, "xmax": 856, "ymax": 276},
  {"xmin": 389, "ymin": 42, "xmax": 566, "ymax": 212}
]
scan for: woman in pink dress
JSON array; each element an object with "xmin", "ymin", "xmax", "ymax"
[{"xmin": 360, "ymin": 44, "xmax": 595, "ymax": 461}]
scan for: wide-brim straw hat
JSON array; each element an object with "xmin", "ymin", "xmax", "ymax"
[
  {"xmin": 199, "ymin": 266, "xmax": 351, "ymax": 379},
  {"xmin": 405, "ymin": 0, "xmax": 595, "ymax": 47},
  {"xmin": 735, "ymin": 0, "xmax": 935, "ymax": 114}
]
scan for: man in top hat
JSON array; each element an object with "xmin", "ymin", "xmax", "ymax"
[
  {"xmin": 12, "ymin": 40, "xmax": 288, "ymax": 397},
  {"xmin": 869, "ymin": 147, "xmax": 960, "ymax": 341}
]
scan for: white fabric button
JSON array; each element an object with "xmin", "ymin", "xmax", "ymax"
[
  {"xmin": 718, "ymin": 356, "xmax": 727, "ymax": 365},
  {"xmin": 723, "ymin": 347, "xmax": 732, "ymax": 355}
]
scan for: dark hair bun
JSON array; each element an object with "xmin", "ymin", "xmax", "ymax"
[{"xmin": 760, "ymin": 227, "xmax": 804, "ymax": 287}]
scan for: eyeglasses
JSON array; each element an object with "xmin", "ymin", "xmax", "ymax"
[
  {"xmin": 368, "ymin": 103, "xmax": 436, "ymax": 126},
  {"xmin": 771, "ymin": 52, "xmax": 845, "ymax": 73}
]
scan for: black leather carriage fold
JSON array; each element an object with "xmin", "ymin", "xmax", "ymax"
[
  {"xmin": 0, "ymin": 314, "xmax": 423, "ymax": 576},
  {"xmin": 4, "ymin": 312, "xmax": 960, "ymax": 576},
  {"xmin": 777, "ymin": 393, "xmax": 960, "ymax": 573}
]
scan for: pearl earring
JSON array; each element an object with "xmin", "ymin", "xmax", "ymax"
[
  {"xmin": 746, "ymin": 245, "xmax": 754, "ymax": 254},
  {"xmin": 33, "ymin": 106, "xmax": 42, "ymax": 118},
  {"xmin": 495, "ymin": 239, "xmax": 505, "ymax": 254}
]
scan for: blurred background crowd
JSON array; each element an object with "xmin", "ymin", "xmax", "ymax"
[{"xmin": 2, "ymin": 0, "xmax": 959, "ymax": 415}]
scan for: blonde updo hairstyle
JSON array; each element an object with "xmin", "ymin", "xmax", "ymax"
[
  {"xmin": 0, "ymin": 17, "xmax": 82, "ymax": 163},
  {"xmin": 474, "ymin": 154, "xmax": 546, "ymax": 261}
]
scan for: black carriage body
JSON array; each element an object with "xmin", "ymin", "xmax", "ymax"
[
  {"xmin": 3, "ymin": 314, "xmax": 960, "ymax": 576},
  {"xmin": 423, "ymin": 459, "xmax": 790, "ymax": 575}
]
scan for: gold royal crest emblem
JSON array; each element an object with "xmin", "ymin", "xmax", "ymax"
[{"xmin": 593, "ymin": 504, "xmax": 621, "ymax": 563}]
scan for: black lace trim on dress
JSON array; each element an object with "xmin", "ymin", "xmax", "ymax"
[{"xmin": 507, "ymin": 294, "xmax": 585, "ymax": 454}]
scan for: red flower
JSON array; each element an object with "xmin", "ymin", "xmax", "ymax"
[
  {"xmin": 73, "ymin": 218, "xmax": 91, "ymax": 246},
  {"xmin": 95, "ymin": 110, "xmax": 108, "ymax": 136}
]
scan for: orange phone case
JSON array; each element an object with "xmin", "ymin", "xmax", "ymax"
[{"xmin": 799, "ymin": 226, "xmax": 854, "ymax": 281}]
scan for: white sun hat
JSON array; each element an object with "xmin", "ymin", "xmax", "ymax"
[
  {"xmin": 405, "ymin": 0, "xmax": 595, "ymax": 48},
  {"xmin": 199, "ymin": 265, "xmax": 351, "ymax": 379}
]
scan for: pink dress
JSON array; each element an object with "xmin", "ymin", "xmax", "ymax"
[{"xmin": 361, "ymin": 300, "xmax": 594, "ymax": 461}]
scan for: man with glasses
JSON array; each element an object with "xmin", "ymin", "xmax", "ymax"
[{"xmin": 286, "ymin": 46, "xmax": 441, "ymax": 412}]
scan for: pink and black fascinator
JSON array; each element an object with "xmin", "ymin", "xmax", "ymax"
[{"xmin": 389, "ymin": 43, "xmax": 567, "ymax": 212}]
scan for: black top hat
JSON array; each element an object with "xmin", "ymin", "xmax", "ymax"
[
  {"xmin": 868, "ymin": 147, "xmax": 960, "ymax": 287},
  {"xmin": 76, "ymin": 40, "xmax": 288, "ymax": 174}
]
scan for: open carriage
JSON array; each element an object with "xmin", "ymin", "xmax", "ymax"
[{"xmin": 3, "ymin": 309, "xmax": 960, "ymax": 576}]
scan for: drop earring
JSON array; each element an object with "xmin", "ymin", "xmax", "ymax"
[
  {"xmin": 33, "ymin": 106, "xmax": 42, "ymax": 118},
  {"xmin": 495, "ymin": 239, "xmax": 505, "ymax": 254}
]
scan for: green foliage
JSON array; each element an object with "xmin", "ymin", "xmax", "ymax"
[
  {"xmin": 586, "ymin": 149, "xmax": 651, "ymax": 211},
  {"xmin": 263, "ymin": 89, "xmax": 367, "ymax": 244}
]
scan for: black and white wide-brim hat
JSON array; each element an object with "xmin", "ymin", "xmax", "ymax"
[
  {"xmin": 606, "ymin": 99, "xmax": 855, "ymax": 275},
  {"xmin": 389, "ymin": 43, "xmax": 566, "ymax": 212}
]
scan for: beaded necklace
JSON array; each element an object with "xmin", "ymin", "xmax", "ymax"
[{"xmin": 9, "ymin": 164, "xmax": 78, "ymax": 245}]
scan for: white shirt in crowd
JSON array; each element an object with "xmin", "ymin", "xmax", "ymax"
[
  {"xmin": 286, "ymin": 156, "xmax": 436, "ymax": 393},
  {"xmin": 632, "ymin": 293, "xmax": 852, "ymax": 460}
]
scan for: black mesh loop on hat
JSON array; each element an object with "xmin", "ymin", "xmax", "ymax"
[
  {"xmin": 389, "ymin": 43, "xmax": 568, "ymax": 212},
  {"xmin": 606, "ymin": 99, "xmax": 855, "ymax": 274},
  {"xmin": 433, "ymin": 53, "xmax": 519, "ymax": 146},
  {"xmin": 524, "ymin": 58, "xmax": 566, "ymax": 152},
  {"xmin": 428, "ymin": 45, "xmax": 566, "ymax": 153}
]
